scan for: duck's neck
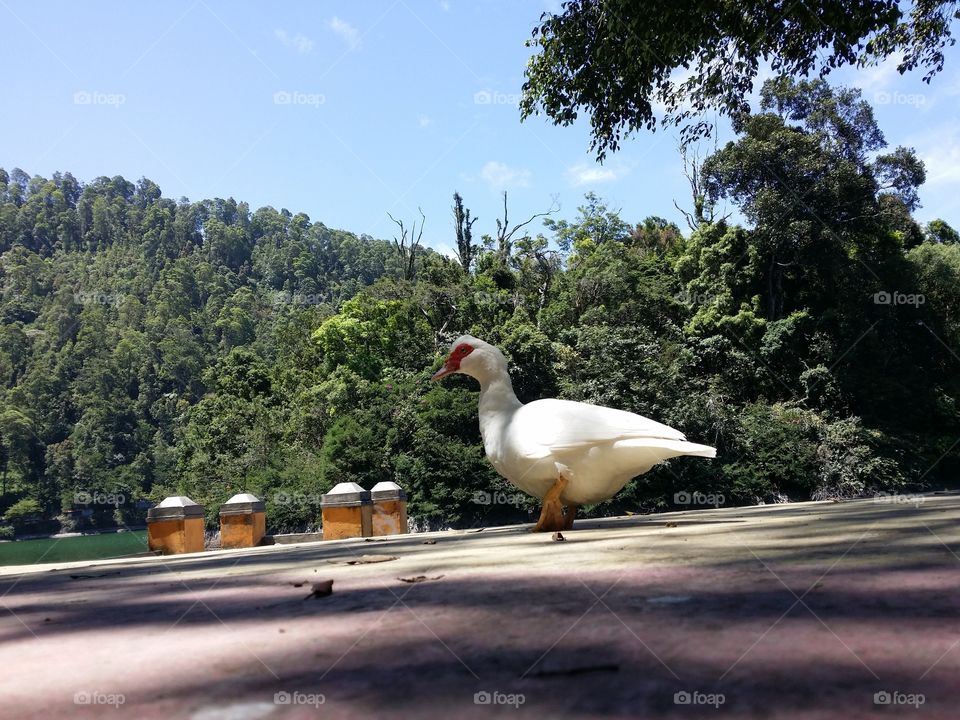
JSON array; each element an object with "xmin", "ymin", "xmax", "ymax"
[
  {"xmin": 476, "ymin": 370, "xmax": 523, "ymax": 423},
  {"xmin": 470, "ymin": 365, "xmax": 522, "ymax": 458}
]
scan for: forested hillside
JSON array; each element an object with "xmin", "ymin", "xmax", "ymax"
[{"xmin": 1, "ymin": 79, "xmax": 958, "ymax": 537}]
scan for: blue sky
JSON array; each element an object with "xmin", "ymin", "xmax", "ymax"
[{"xmin": 2, "ymin": 1, "xmax": 959, "ymax": 255}]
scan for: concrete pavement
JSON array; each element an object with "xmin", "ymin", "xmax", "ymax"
[{"xmin": 0, "ymin": 494, "xmax": 957, "ymax": 719}]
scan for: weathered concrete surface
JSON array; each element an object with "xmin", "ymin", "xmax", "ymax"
[{"xmin": 1, "ymin": 494, "xmax": 957, "ymax": 719}]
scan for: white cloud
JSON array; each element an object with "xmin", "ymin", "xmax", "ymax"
[
  {"xmin": 480, "ymin": 160, "xmax": 531, "ymax": 189},
  {"xmin": 418, "ymin": 114, "xmax": 431, "ymax": 128},
  {"xmin": 329, "ymin": 16, "xmax": 360, "ymax": 50},
  {"xmin": 434, "ymin": 242, "xmax": 459, "ymax": 259},
  {"xmin": 566, "ymin": 162, "xmax": 626, "ymax": 187},
  {"xmin": 274, "ymin": 28, "xmax": 314, "ymax": 55},
  {"xmin": 917, "ymin": 122, "xmax": 960, "ymax": 186},
  {"xmin": 854, "ymin": 52, "xmax": 905, "ymax": 93}
]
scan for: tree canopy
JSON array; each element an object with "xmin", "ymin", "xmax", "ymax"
[{"xmin": 521, "ymin": 0, "xmax": 959, "ymax": 158}]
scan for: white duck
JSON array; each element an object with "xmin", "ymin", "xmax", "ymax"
[{"xmin": 431, "ymin": 335, "xmax": 716, "ymax": 532}]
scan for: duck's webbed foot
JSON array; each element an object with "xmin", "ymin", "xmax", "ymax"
[{"xmin": 531, "ymin": 475, "xmax": 569, "ymax": 532}]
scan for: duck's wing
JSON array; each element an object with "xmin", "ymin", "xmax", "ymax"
[{"xmin": 510, "ymin": 398, "xmax": 692, "ymax": 460}]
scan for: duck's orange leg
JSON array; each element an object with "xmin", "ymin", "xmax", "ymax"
[
  {"xmin": 531, "ymin": 475, "xmax": 568, "ymax": 532},
  {"xmin": 562, "ymin": 504, "xmax": 578, "ymax": 530}
]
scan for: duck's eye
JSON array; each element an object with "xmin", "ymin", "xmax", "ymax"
[{"xmin": 460, "ymin": 347, "xmax": 470, "ymax": 355}]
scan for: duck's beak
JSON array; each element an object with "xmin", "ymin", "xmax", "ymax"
[{"xmin": 431, "ymin": 363, "xmax": 455, "ymax": 381}]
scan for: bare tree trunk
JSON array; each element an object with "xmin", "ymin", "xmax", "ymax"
[
  {"xmin": 674, "ymin": 142, "xmax": 728, "ymax": 230},
  {"xmin": 387, "ymin": 208, "xmax": 426, "ymax": 281},
  {"xmin": 494, "ymin": 191, "xmax": 559, "ymax": 262}
]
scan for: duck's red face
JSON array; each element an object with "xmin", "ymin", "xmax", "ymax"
[{"xmin": 431, "ymin": 342, "xmax": 475, "ymax": 381}]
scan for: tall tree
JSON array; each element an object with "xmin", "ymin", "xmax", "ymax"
[
  {"xmin": 0, "ymin": 408, "xmax": 35, "ymax": 500},
  {"xmin": 699, "ymin": 77, "xmax": 925, "ymax": 320},
  {"xmin": 452, "ymin": 191, "xmax": 478, "ymax": 273},
  {"xmin": 926, "ymin": 218, "xmax": 960, "ymax": 244}
]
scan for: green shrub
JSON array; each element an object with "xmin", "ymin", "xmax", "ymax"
[
  {"xmin": 812, "ymin": 418, "xmax": 904, "ymax": 499},
  {"xmin": 720, "ymin": 403, "xmax": 819, "ymax": 502},
  {"xmin": 3, "ymin": 498, "xmax": 42, "ymax": 524}
]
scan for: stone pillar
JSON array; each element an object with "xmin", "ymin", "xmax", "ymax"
[
  {"xmin": 320, "ymin": 482, "xmax": 372, "ymax": 540},
  {"xmin": 370, "ymin": 481, "xmax": 408, "ymax": 536},
  {"xmin": 147, "ymin": 496, "xmax": 205, "ymax": 555},
  {"xmin": 218, "ymin": 493, "xmax": 266, "ymax": 549}
]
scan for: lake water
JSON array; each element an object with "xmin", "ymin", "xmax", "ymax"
[{"xmin": 0, "ymin": 530, "xmax": 149, "ymax": 566}]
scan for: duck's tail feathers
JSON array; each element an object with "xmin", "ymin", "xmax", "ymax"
[
  {"xmin": 675, "ymin": 441, "xmax": 716, "ymax": 459},
  {"xmin": 615, "ymin": 438, "xmax": 716, "ymax": 459}
]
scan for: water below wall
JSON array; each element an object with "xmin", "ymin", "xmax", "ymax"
[{"xmin": 0, "ymin": 530, "xmax": 149, "ymax": 566}]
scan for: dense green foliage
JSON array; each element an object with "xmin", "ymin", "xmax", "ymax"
[
  {"xmin": 522, "ymin": 0, "xmax": 959, "ymax": 156},
  {"xmin": 1, "ymin": 78, "xmax": 957, "ymax": 536}
]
